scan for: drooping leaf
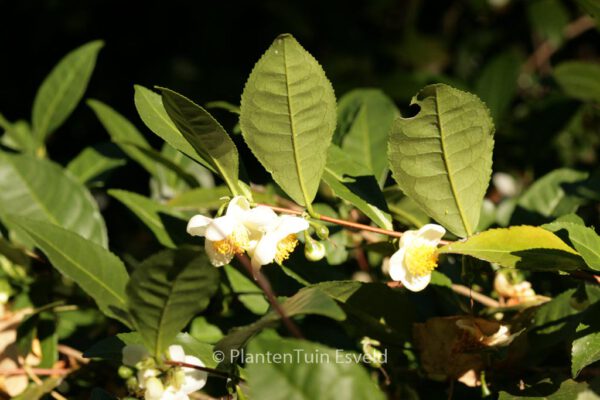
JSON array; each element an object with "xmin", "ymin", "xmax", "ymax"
[
  {"xmin": 215, "ymin": 287, "xmax": 345, "ymax": 361},
  {"xmin": 474, "ymin": 50, "xmax": 523, "ymax": 123},
  {"xmin": 439, "ymin": 226, "xmax": 585, "ymax": 271},
  {"xmin": 246, "ymin": 332, "xmax": 386, "ymax": 400},
  {"xmin": 554, "ymin": 61, "xmax": 600, "ymax": 103},
  {"xmin": 517, "ymin": 168, "xmax": 589, "ymax": 219},
  {"xmin": 126, "ymin": 247, "xmax": 220, "ymax": 356},
  {"xmin": 87, "ymin": 99, "xmax": 158, "ymax": 175},
  {"xmin": 159, "ymin": 88, "xmax": 242, "ymax": 195},
  {"xmin": 108, "ymin": 189, "xmax": 188, "ymax": 248},
  {"xmin": 0, "ymin": 153, "xmax": 107, "ymax": 247},
  {"xmin": 388, "ymin": 84, "xmax": 494, "ymax": 237},
  {"xmin": 66, "ymin": 143, "xmax": 126, "ymax": 185},
  {"xmin": 335, "ymin": 88, "xmax": 398, "ymax": 185},
  {"xmin": 32, "ymin": 41, "xmax": 103, "ymax": 143},
  {"xmin": 544, "ymin": 219, "xmax": 600, "ymax": 271},
  {"xmin": 134, "ymin": 85, "xmax": 216, "ymax": 171},
  {"xmin": 7, "ymin": 216, "xmax": 130, "ymax": 325},
  {"xmin": 239, "ymin": 34, "xmax": 337, "ymax": 207},
  {"xmin": 323, "ymin": 145, "xmax": 392, "ymax": 230}
]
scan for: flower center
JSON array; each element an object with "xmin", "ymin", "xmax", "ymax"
[
  {"xmin": 275, "ymin": 234, "xmax": 299, "ymax": 264},
  {"xmin": 212, "ymin": 227, "xmax": 250, "ymax": 256},
  {"xmin": 404, "ymin": 244, "xmax": 438, "ymax": 276}
]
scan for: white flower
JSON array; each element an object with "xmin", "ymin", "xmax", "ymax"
[
  {"xmin": 249, "ymin": 215, "xmax": 309, "ymax": 270},
  {"xmin": 164, "ymin": 345, "xmax": 208, "ymax": 396},
  {"xmin": 187, "ymin": 196, "xmax": 254, "ymax": 266},
  {"xmin": 388, "ymin": 224, "xmax": 446, "ymax": 292}
]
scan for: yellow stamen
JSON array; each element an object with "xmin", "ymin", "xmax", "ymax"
[
  {"xmin": 212, "ymin": 227, "xmax": 249, "ymax": 256},
  {"xmin": 405, "ymin": 244, "xmax": 438, "ymax": 276},
  {"xmin": 275, "ymin": 234, "xmax": 299, "ymax": 264}
]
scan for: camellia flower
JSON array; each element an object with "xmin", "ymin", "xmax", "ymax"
[
  {"xmin": 121, "ymin": 344, "xmax": 207, "ymax": 400},
  {"xmin": 187, "ymin": 196, "xmax": 254, "ymax": 266},
  {"xmin": 249, "ymin": 214, "xmax": 309, "ymax": 270},
  {"xmin": 388, "ymin": 224, "xmax": 446, "ymax": 292}
]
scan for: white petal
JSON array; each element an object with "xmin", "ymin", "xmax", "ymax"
[
  {"xmin": 205, "ymin": 216, "xmax": 236, "ymax": 241},
  {"xmin": 416, "ymin": 224, "xmax": 446, "ymax": 246},
  {"xmin": 277, "ymin": 216, "xmax": 309, "ymax": 236},
  {"xmin": 251, "ymin": 233, "xmax": 278, "ymax": 268},
  {"xmin": 388, "ymin": 248, "xmax": 406, "ymax": 281},
  {"xmin": 167, "ymin": 345, "xmax": 186, "ymax": 363},
  {"xmin": 243, "ymin": 206, "xmax": 278, "ymax": 231},
  {"xmin": 144, "ymin": 377, "xmax": 164, "ymax": 400},
  {"xmin": 401, "ymin": 271, "xmax": 432, "ymax": 292},
  {"xmin": 226, "ymin": 196, "xmax": 251, "ymax": 220},
  {"xmin": 205, "ymin": 240, "xmax": 233, "ymax": 267},
  {"xmin": 181, "ymin": 355, "xmax": 208, "ymax": 393},
  {"xmin": 186, "ymin": 215, "xmax": 212, "ymax": 237},
  {"xmin": 122, "ymin": 344, "xmax": 148, "ymax": 366},
  {"xmin": 398, "ymin": 230, "xmax": 417, "ymax": 249}
]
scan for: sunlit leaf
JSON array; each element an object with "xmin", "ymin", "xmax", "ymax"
[
  {"xmin": 66, "ymin": 143, "xmax": 126, "ymax": 185},
  {"xmin": 388, "ymin": 84, "xmax": 494, "ymax": 237},
  {"xmin": 240, "ymin": 34, "xmax": 337, "ymax": 207}
]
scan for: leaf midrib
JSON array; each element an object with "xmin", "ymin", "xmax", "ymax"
[
  {"xmin": 282, "ymin": 39, "xmax": 311, "ymax": 207},
  {"xmin": 435, "ymin": 89, "xmax": 472, "ymax": 236}
]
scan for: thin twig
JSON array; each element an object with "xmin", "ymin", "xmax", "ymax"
[
  {"xmin": 451, "ymin": 284, "xmax": 500, "ymax": 308},
  {"xmin": 523, "ymin": 15, "xmax": 596, "ymax": 73},
  {"xmin": 258, "ymin": 203, "xmax": 451, "ymax": 245},
  {"xmin": 235, "ymin": 254, "xmax": 304, "ymax": 339},
  {"xmin": 58, "ymin": 344, "xmax": 89, "ymax": 365}
]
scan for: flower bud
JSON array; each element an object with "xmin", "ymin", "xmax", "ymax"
[
  {"xmin": 304, "ymin": 239, "xmax": 326, "ymax": 261},
  {"xmin": 118, "ymin": 365, "xmax": 134, "ymax": 379},
  {"xmin": 145, "ymin": 377, "xmax": 164, "ymax": 398},
  {"xmin": 314, "ymin": 224, "xmax": 329, "ymax": 240},
  {"xmin": 125, "ymin": 376, "xmax": 138, "ymax": 391}
]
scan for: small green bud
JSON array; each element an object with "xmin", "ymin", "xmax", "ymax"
[
  {"xmin": 118, "ymin": 365, "xmax": 134, "ymax": 379},
  {"xmin": 315, "ymin": 224, "xmax": 329, "ymax": 240},
  {"xmin": 125, "ymin": 376, "xmax": 138, "ymax": 391},
  {"xmin": 304, "ymin": 239, "xmax": 326, "ymax": 261}
]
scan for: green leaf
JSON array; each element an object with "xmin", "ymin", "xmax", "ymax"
[
  {"xmin": 7, "ymin": 216, "xmax": 130, "ymax": 325},
  {"xmin": 215, "ymin": 287, "xmax": 345, "ymax": 360},
  {"xmin": 474, "ymin": 50, "xmax": 523, "ymax": 123},
  {"xmin": 108, "ymin": 189, "xmax": 188, "ymax": 248},
  {"xmin": 134, "ymin": 85, "xmax": 216, "ymax": 172},
  {"xmin": 517, "ymin": 168, "xmax": 589, "ymax": 218},
  {"xmin": 572, "ymin": 303, "xmax": 600, "ymax": 377},
  {"xmin": 388, "ymin": 84, "xmax": 494, "ymax": 237},
  {"xmin": 0, "ymin": 116, "xmax": 36, "ymax": 153},
  {"xmin": 439, "ymin": 226, "xmax": 585, "ymax": 271},
  {"xmin": 544, "ymin": 220, "xmax": 600, "ymax": 271},
  {"xmin": 190, "ymin": 316, "xmax": 224, "ymax": 344},
  {"xmin": 576, "ymin": 0, "xmax": 600, "ymax": 21},
  {"xmin": 223, "ymin": 265, "xmax": 269, "ymax": 315},
  {"xmin": 168, "ymin": 186, "xmax": 231, "ymax": 210},
  {"xmin": 554, "ymin": 61, "xmax": 600, "ymax": 103},
  {"xmin": 385, "ymin": 187, "xmax": 430, "ymax": 228},
  {"xmin": 32, "ymin": 40, "xmax": 103, "ymax": 143},
  {"xmin": 527, "ymin": 0, "xmax": 569, "ymax": 46},
  {"xmin": 323, "ymin": 145, "xmax": 393, "ymax": 230},
  {"xmin": 66, "ymin": 143, "xmax": 126, "ymax": 185},
  {"xmin": 335, "ymin": 88, "xmax": 398, "ymax": 185},
  {"xmin": 240, "ymin": 34, "xmax": 337, "ymax": 208},
  {"xmin": 126, "ymin": 247, "xmax": 220, "ymax": 356},
  {"xmin": 0, "ymin": 153, "xmax": 108, "ymax": 247},
  {"xmin": 499, "ymin": 378, "xmax": 599, "ymax": 399},
  {"xmin": 87, "ymin": 99, "xmax": 158, "ymax": 175},
  {"xmin": 159, "ymin": 87, "xmax": 242, "ymax": 195},
  {"xmin": 246, "ymin": 332, "xmax": 386, "ymax": 400}
]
